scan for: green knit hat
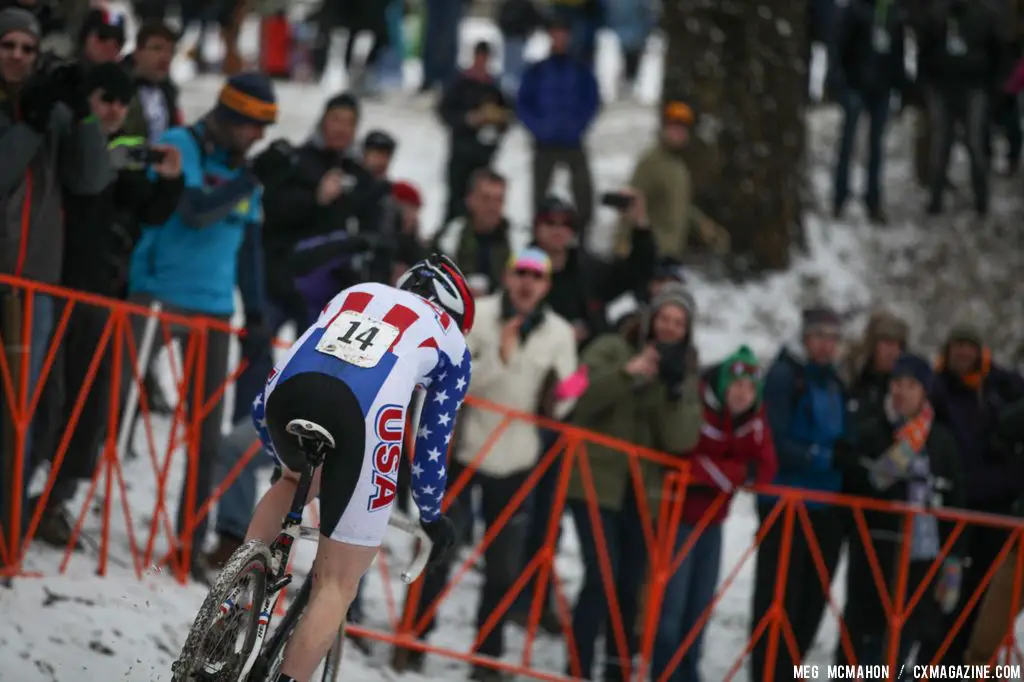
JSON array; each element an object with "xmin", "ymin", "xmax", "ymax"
[{"xmin": 717, "ymin": 345, "xmax": 763, "ymax": 400}]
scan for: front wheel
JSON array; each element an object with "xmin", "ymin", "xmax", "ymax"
[{"xmin": 171, "ymin": 540, "xmax": 273, "ymax": 681}]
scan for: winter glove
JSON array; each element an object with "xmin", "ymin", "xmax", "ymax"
[
  {"xmin": 868, "ymin": 441, "xmax": 914, "ymax": 491},
  {"xmin": 419, "ymin": 515, "xmax": 456, "ymax": 572},
  {"xmin": 935, "ymin": 558, "xmax": 964, "ymax": 614},
  {"xmin": 18, "ymin": 72, "xmax": 57, "ymax": 133},
  {"xmin": 49, "ymin": 61, "xmax": 90, "ymax": 120},
  {"xmin": 249, "ymin": 139, "xmax": 295, "ymax": 186},
  {"xmin": 807, "ymin": 444, "xmax": 834, "ymax": 472},
  {"xmin": 239, "ymin": 315, "xmax": 273, "ymax": 364}
]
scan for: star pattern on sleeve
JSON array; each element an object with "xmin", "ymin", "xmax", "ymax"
[
  {"xmin": 411, "ymin": 345, "xmax": 472, "ymax": 522},
  {"xmin": 250, "ymin": 389, "xmax": 278, "ymax": 461}
]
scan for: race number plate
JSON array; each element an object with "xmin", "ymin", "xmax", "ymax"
[{"xmin": 315, "ymin": 310, "xmax": 399, "ymax": 368}]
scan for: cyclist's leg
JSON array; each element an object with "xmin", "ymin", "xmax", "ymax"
[{"xmin": 245, "ymin": 465, "xmax": 323, "ymax": 544}]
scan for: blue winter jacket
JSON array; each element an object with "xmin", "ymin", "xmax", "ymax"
[
  {"xmin": 129, "ymin": 122, "xmax": 265, "ymax": 315},
  {"xmin": 516, "ymin": 54, "xmax": 600, "ymax": 147},
  {"xmin": 759, "ymin": 346, "xmax": 846, "ymax": 508}
]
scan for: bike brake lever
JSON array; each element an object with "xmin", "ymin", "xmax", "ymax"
[{"xmin": 387, "ymin": 514, "xmax": 434, "ymax": 584}]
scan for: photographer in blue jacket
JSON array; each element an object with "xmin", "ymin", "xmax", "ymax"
[
  {"xmin": 126, "ymin": 72, "xmax": 281, "ymax": 580},
  {"xmin": 750, "ymin": 307, "xmax": 847, "ymax": 681}
]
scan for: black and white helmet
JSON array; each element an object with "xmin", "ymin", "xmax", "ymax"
[{"xmin": 396, "ymin": 253, "xmax": 476, "ymax": 333}]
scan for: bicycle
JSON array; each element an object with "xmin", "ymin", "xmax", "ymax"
[{"xmin": 171, "ymin": 418, "xmax": 433, "ymax": 681}]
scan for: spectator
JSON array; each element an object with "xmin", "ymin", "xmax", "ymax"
[
  {"xmin": 652, "ymin": 345, "xmax": 777, "ymax": 681},
  {"xmin": 127, "ymin": 72, "xmax": 278, "ymax": 578},
  {"xmin": 533, "ymin": 190, "xmax": 656, "ymax": 349},
  {"xmin": 433, "ymin": 168, "xmax": 515, "ymax": 297},
  {"xmin": 963, "ymin": 395, "xmax": 1024, "ymax": 669},
  {"xmin": 34, "ymin": 63, "xmax": 184, "ymax": 545},
  {"xmin": 361, "ymin": 128, "xmax": 397, "ymax": 181},
  {"xmin": 613, "ymin": 101, "xmax": 729, "ymax": 262},
  {"xmin": 517, "ymin": 16, "xmax": 600, "ymax": 232},
  {"xmin": 77, "ymin": 8, "xmax": 126, "ymax": 66},
  {"xmin": 919, "ymin": 324, "xmax": 1024, "ymax": 664},
  {"xmin": 313, "ymin": 0, "xmax": 388, "ymax": 92},
  {"xmin": 840, "ymin": 310, "xmax": 909, "ymax": 401},
  {"xmin": 419, "ymin": 0, "xmax": 464, "ymax": 92},
  {"xmin": 604, "ymin": 0, "xmax": 655, "ymax": 99},
  {"xmin": 0, "ymin": 6, "xmax": 110, "ymax": 517},
  {"xmin": 828, "ymin": 0, "xmax": 909, "ymax": 224},
  {"xmin": 751, "ymin": 307, "xmax": 847, "ymax": 682},
  {"xmin": 122, "ymin": 18, "xmax": 181, "ymax": 143},
  {"xmin": 496, "ymin": 0, "xmax": 544, "ymax": 96},
  {"xmin": 917, "ymin": 0, "xmax": 1007, "ymax": 216},
  {"xmin": 567, "ymin": 282, "xmax": 703, "ymax": 681},
  {"xmin": 394, "ymin": 247, "xmax": 578, "ymax": 679},
  {"xmin": 548, "ymin": 0, "xmax": 601, "ymax": 65},
  {"xmin": 438, "ymin": 40, "xmax": 511, "ymax": 221},
  {"xmin": 389, "ymin": 180, "xmax": 427, "ymax": 281},
  {"xmin": 836, "ymin": 353, "xmax": 966, "ymax": 666}
]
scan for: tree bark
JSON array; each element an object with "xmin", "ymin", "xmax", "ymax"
[{"xmin": 661, "ymin": 0, "xmax": 808, "ymax": 271}]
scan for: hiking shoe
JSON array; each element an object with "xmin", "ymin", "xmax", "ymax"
[
  {"xmin": 35, "ymin": 504, "xmax": 81, "ymax": 550},
  {"xmin": 390, "ymin": 646, "xmax": 425, "ymax": 673},
  {"xmin": 470, "ymin": 664, "xmax": 506, "ymax": 681}
]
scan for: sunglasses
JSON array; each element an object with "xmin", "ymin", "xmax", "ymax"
[
  {"xmin": 0, "ymin": 40, "xmax": 37, "ymax": 55},
  {"xmin": 513, "ymin": 268, "xmax": 545, "ymax": 280}
]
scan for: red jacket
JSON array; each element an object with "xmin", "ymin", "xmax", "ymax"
[{"xmin": 679, "ymin": 381, "xmax": 778, "ymax": 527}]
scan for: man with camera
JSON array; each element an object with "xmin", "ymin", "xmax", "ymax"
[
  {"xmin": 0, "ymin": 6, "xmax": 111, "ymax": 536},
  {"xmin": 127, "ymin": 72, "xmax": 280, "ymax": 577},
  {"xmin": 34, "ymin": 62, "xmax": 186, "ymax": 547}
]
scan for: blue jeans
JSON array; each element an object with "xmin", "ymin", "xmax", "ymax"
[
  {"xmin": 652, "ymin": 523, "xmax": 723, "ymax": 682},
  {"xmin": 421, "ymin": 0, "xmax": 462, "ymax": 88},
  {"xmin": 553, "ymin": 5, "xmax": 598, "ymax": 65},
  {"xmin": 570, "ymin": 493, "xmax": 647, "ymax": 679},
  {"xmin": 213, "ymin": 419, "xmax": 267, "ymax": 540},
  {"xmin": 833, "ymin": 89, "xmax": 890, "ymax": 211},
  {"xmin": 501, "ymin": 36, "xmax": 527, "ymax": 97},
  {"xmin": 374, "ymin": 0, "xmax": 405, "ymax": 89}
]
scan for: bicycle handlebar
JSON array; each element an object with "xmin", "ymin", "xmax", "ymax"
[{"xmin": 387, "ymin": 514, "xmax": 433, "ymax": 584}]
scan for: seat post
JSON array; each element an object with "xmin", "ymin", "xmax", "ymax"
[{"xmin": 285, "ymin": 438, "xmax": 326, "ymax": 521}]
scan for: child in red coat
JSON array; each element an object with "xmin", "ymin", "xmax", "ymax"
[{"xmin": 652, "ymin": 345, "xmax": 778, "ymax": 681}]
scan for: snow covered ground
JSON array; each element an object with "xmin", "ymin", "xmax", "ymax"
[{"xmin": 1, "ymin": 11, "xmax": 1022, "ymax": 682}]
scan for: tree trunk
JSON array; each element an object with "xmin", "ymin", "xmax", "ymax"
[{"xmin": 662, "ymin": 0, "xmax": 809, "ymax": 271}]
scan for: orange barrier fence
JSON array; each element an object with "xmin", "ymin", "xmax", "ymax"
[{"xmin": 2, "ymin": 275, "xmax": 1024, "ymax": 681}]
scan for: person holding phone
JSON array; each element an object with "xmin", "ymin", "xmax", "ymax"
[{"xmin": 33, "ymin": 61, "xmax": 186, "ymax": 548}]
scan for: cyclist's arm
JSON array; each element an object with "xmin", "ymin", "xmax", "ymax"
[{"xmin": 412, "ymin": 347, "xmax": 473, "ymax": 522}]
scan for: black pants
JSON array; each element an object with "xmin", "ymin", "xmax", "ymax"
[
  {"xmin": 841, "ymin": 536, "xmax": 943, "ymax": 666},
  {"xmin": 532, "ymin": 145, "xmax": 594, "ymax": 232},
  {"xmin": 313, "ymin": 0, "xmax": 388, "ymax": 77},
  {"xmin": 46, "ymin": 304, "xmax": 118, "ymax": 505},
  {"xmin": 444, "ymin": 152, "xmax": 494, "ymax": 222},
  {"xmin": 925, "ymin": 85, "xmax": 990, "ymax": 213},
  {"xmin": 917, "ymin": 502, "xmax": 1016, "ymax": 666},
  {"xmin": 414, "ymin": 460, "xmax": 529, "ymax": 658},
  {"xmin": 124, "ymin": 293, "xmax": 230, "ymax": 560},
  {"xmin": 751, "ymin": 501, "xmax": 844, "ymax": 680}
]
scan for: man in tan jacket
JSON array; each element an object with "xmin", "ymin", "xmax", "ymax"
[
  {"xmin": 394, "ymin": 247, "xmax": 578, "ymax": 680},
  {"xmin": 614, "ymin": 100, "xmax": 730, "ymax": 261}
]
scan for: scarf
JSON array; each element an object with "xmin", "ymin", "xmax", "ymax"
[
  {"xmin": 895, "ymin": 401, "xmax": 933, "ymax": 454},
  {"xmin": 897, "ymin": 401, "xmax": 940, "ymax": 560}
]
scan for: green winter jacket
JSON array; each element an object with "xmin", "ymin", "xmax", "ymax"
[{"xmin": 567, "ymin": 329, "xmax": 703, "ymax": 512}]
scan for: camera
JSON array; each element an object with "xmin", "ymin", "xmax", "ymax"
[
  {"xmin": 600, "ymin": 191, "xmax": 634, "ymax": 210},
  {"xmin": 125, "ymin": 147, "xmax": 168, "ymax": 165}
]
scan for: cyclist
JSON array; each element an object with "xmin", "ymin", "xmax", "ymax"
[{"xmin": 245, "ymin": 253, "xmax": 474, "ymax": 682}]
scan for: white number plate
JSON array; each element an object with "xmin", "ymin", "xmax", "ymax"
[{"xmin": 315, "ymin": 310, "xmax": 399, "ymax": 368}]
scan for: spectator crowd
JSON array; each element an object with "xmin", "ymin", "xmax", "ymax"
[{"xmin": 1, "ymin": 1, "xmax": 1023, "ymax": 682}]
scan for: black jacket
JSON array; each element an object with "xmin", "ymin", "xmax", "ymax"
[
  {"xmin": 438, "ymin": 73, "xmax": 510, "ymax": 161},
  {"xmin": 62, "ymin": 136, "xmax": 184, "ymax": 298},
  {"xmin": 259, "ymin": 140, "xmax": 389, "ymax": 303},
  {"xmin": 535, "ymin": 228, "xmax": 656, "ymax": 348},
  {"xmin": 916, "ymin": 0, "xmax": 1009, "ymax": 88},
  {"xmin": 830, "ymin": 0, "xmax": 909, "ymax": 95}
]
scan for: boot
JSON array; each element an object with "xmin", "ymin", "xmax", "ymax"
[
  {"xmin": 34, "ymin": 503, "xmax": 82, "ymax": 550},
  {"xmin": 390, "ymin": 646, "xmax": 425, "ymax": 673},
  {"xmin": 204, "ymin": 532, "xmax": 244, "ymax": 569}
]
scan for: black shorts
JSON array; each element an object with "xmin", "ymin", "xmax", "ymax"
[{"xmin": 264, "ymin": 371, "xmax": 370, "ymax": 544}]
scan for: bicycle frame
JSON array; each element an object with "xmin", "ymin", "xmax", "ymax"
[{"xmin": 212, "ymin": 451, "xmax": 432, "ymax": 682}]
